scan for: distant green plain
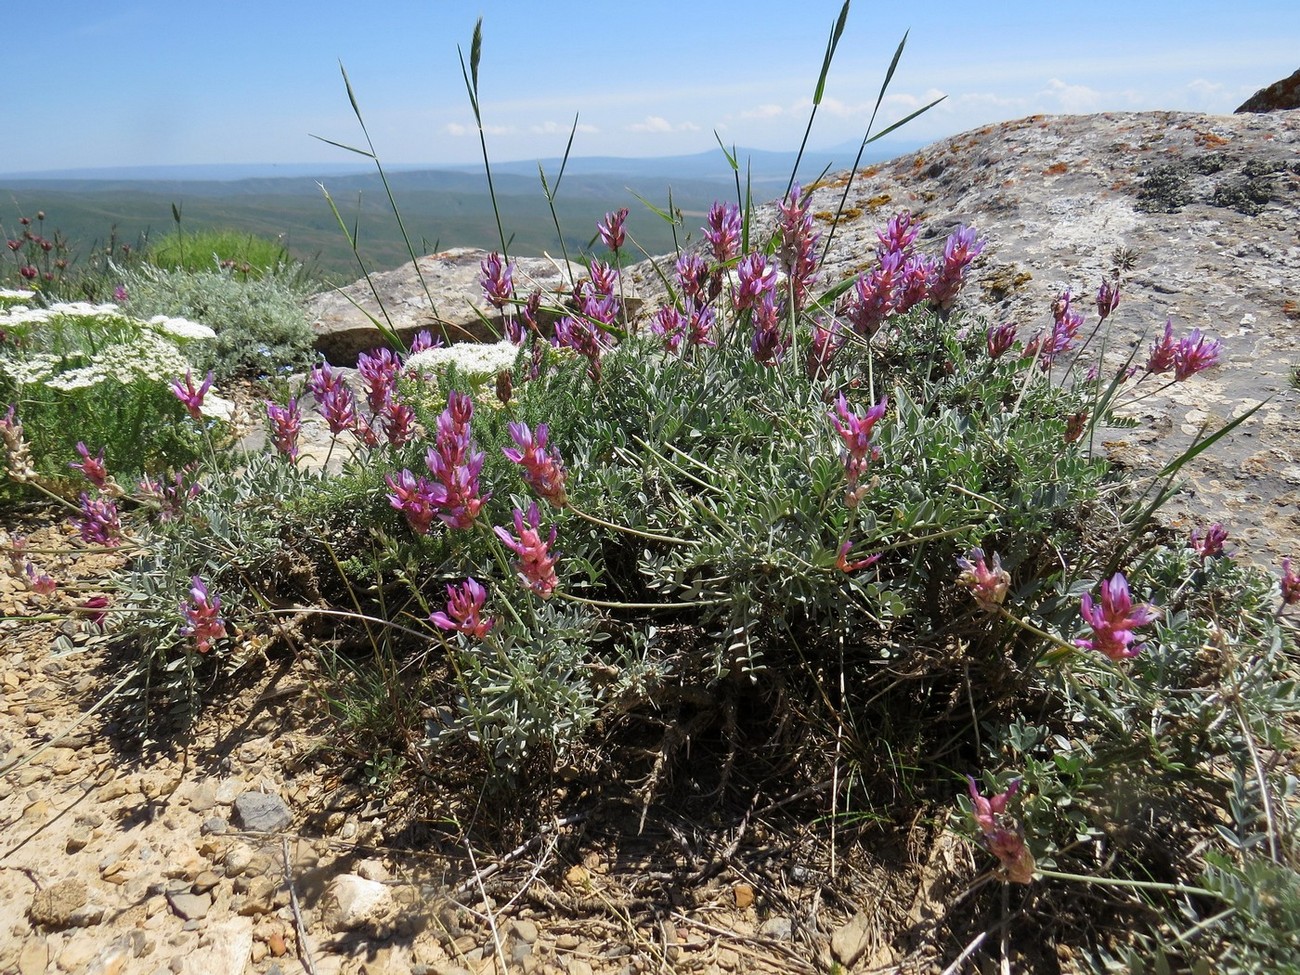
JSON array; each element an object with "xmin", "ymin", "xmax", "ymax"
[{"xmin": 1, "ymin": 169, "xmax": 753, "ymax": 285}]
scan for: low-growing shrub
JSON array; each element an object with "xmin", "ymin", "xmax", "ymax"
[{"xmin": 120, "ymin": 263, "xmax": 318, "ymax": 379}]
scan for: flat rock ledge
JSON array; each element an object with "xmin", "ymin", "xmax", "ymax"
[{"xmin": 308, "ymin": 246, "xmax": 588, "ymax": 365}]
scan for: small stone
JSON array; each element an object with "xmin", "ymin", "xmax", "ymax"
[
  {"xmin": 57, "ymin": 931, "xmax": 100, "ymax": 971},
  {"xmin": 759, "ymin": 916, "xmax": 793, "ymax": 941},
  {"xmin": 232, "ymin": 791, "xmax": 292, "ymax": 833},
  {"xmin": 28, "ymin": 878, "xmax": 88, "ymax": 929},
  {"xmin": 732, "ymin": 882, "xmax": 755, "ymax": 909},
  {"xmin": 510, "ymin": 919, "xmax": 539, "ymax": 945},
  {"xmin": 193, "ymin": 870, "xmax": 221, "ymax": 893},
  {"xmin": 199, "ymin": 817, "xmax": 228, "ymax": 836},
  {"xmin": 224, "ymin": 843, "xmax": 254, "ymax": 876},
  {"xmin": 97, "ymin": 779, "xmax": 131, "ymax": 801},
  {"xmin": 325, "ymin": 874, "xmax": 394, "ymax": 931},
  {"xmin": 166, "ymin": 891, "xmax": 212, "ymax": 921},
  {"xmin": 267, "ymin": 932, "xmax": 288, "ymax": 957},
  {"xmin": 831, "ymin": 910, "xmax": 872, "ymax": 968},
  {"xmin": 65, "ymin": 833, "xmax": 91, "ymax": 854},
  {"xmin": 555, "ymin": 934, "xmax": 580, "ymax": 950},
  {"xmin": 236, "ymin": 876, "xmax": 283, "ymax": 916},
  {"xmin": 356, "ymin": 857, "xmax": 390, "ymax": 882},
  {"xmin": 18, "ymin": 937, "xmax": 48, "ymax": 975}
]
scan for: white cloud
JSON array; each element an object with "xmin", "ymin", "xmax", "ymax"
[
  {"xmin": 741, "ymin": 103, "xmax": 786, "ymax": 119},
  {"xmin": 628, "ymin": 115, "xmax": 673, "ymax": 133},
  {"xmin": 529, "ymin": 120, "xmax": 599, "ymax": 135},
  {"xmin": 1038, "ymin": 79, "xmax": 1103, "ymax": 114},
  {"xmin": 440, "ymin": 122, "xmax": 513, "ymax": 137}
]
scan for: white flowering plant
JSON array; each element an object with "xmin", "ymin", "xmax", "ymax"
[{"xmin": 0, "ymin": 300, "xmax": 217, "ymax": 493}]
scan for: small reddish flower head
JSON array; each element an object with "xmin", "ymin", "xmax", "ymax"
[
  {"xmin": 181, "ymin": 576, "xmax": 227, "ymax": 654},
  {"xmin": 430, "ymin": 577, "xmax": 494, "ymax": 640},
  {"xmin": 1281, "ymin": 558, "xmax": 1300, "ymax": 606},
  {"xmin": 597, "ymin": 207, "xmax": 628, "ymax": 253},
  {"xmin": 956, "ymin": 547, "xmax": 1011, "ymax": 611},
  {"xmin": 170, "ymin": 370, "xmax": 214, "ymax": 421},
  {"xmin": 965, "ymin": 776, "xmax": 1035, "ymax": 884},
  {"xmin": 1189, "ymin": 523, "xmax": 1228, "ymax": 559},
  {"xmin": 1076, "ymin": 572, "xmax": 1159, "ymax": 661}
]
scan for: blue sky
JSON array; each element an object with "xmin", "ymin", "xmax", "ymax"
[{"xmin": 9, "ymin": 1, "xmax": 1297, "ymax": 174}]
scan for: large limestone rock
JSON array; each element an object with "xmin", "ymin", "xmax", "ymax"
[
  {"xmin": 1236, "ymin": 68, "xmax": 1300, "ymax": 112},
  {"xmin": 307, "ymin": 247, "xmax": 583, "ymax": 365}
]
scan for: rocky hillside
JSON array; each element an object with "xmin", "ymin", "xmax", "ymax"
[{"xmin": 661, "ymin": 109, "xmax": 1300, "ymax": 565}]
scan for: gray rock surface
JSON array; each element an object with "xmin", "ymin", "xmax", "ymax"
[
  {"xmin": 231, "ymin": 791, "xmax": 292, "ymax": 832},
  {"xmin": 691, "ymin": 109, "xmax": 1299, "ymax": 566},
  {"xmin": 1237, "ymin": 68, "xmax": 1300, "ymax": 113},
  {"xmin": 307, "ymin": 247, "xmax": 585, "ymax": 365}
]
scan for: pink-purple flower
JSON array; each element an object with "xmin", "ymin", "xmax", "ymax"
[
  {"xmin": 69, "ymin": 442, "xmax": 109, "ymax": 488},
  {"xmin": 494, "ymin": 502, "xmax": 560, "ymax": 598},
  {"xmin": 1281, "ymin": 558, "xmax": 1300, "ymax": 606},
  {"xmin": 479, "ymin": 251, "xmax": 515, "ymax": 309},
  {"xmin": 704, "ymin": 202, "xmax": 742, "ymax": 263},
  {"xmin": 928, "ymin": 224, "xmax": 986, "ymax": 314},
  {"xmin": 1075, "ymin": 572, "xmax": 1159, "ymax": 661},
  {"xmin": 597, "ymin": 208, "xmax": 628, "ymax": 253},
  {"xmin": 836, "ymin": 541, "xmax": 880, "ymax": 574},
  {"xmin": 1173, "ymin": 329, "xmax": 1222, "ymax": 380},
  {"xmin": 733, "ymin": 253, "xmax": 777, "ymax": 312},
  {"xmin": 1095, "ymin": 277, "xmax": 1121, "ymax": 321},
  {"xmin": 503, "ymin": 421, "xmax": 568, "ymax": 507},
  {"xmin": 356, "ymin": 348, "xmax": 400, "ymax": 413},
  {"xmin": 170, "ymin": 370, "xmax": 214, "ymax": 421},
  {"xmin": 430, "ymin": 577, "xmax": 494, "ymax": 639},
  {"xmin": 1189, "ymin": 523, "xmax": 1228, "ymax": 559},
  {"xmin": 265, "ymin": 398, "xmax": 302, "ymax": 462},
  {"xmin": 73, "ymin": 493, "xmax": 121, "ymax": 547},
  {"xmin": 986, "ymin": 322, "xmax": 1017, "ymax": 359},
  {"xmin": 956, "ymin": 547, "xmax": 1011, "ymax": 611},
  {"xmin": 831, "ymin": 393, "xmax": 888, "ymax": 507},
  {"xmin": 181, "ymin": 576, "xmax": 227, "ymax": 654},
  {"xmin": 965, "ymin": 776, "xmax": 1035, "ymax": 884},
  {"xmin": 385, "ymin": 469, "xmax": 441, "ymax": 535}
]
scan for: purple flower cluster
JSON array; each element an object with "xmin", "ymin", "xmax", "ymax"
[
  {"xmin": 597, "ymin": 208, "xmax": 628, "ymax": 254},
  {"xmin": 265, "ymin": 398, "xmax": 302, "ymax": 462},
  {"xmin": 503, "ymin": 421, "xmax": 568, "ymax": 507},
  {"xmin": 385, "ymin": 391, "xmax": 488, "ymax": 534},
  {"xmin": 830, "ymin": 393, "xmax": 888, "ymax": 507},
  {"xmin": 1075, "ymin": 572, "xmax": 1159, "ymax": 661},
  {"xmin": 1144, "ymin": 320, "xmax": 1222, "ymax": 380},
  {"xmin": 1189, "ymin": 523, "xmax": 1228, "ymax": 559},
  {"xmin": 927, "ymin": 224, "xmax": 986, "ymax": 315},
  {"xmin": 74, "ymin": 492, "xmax": 121, "ymax": 547},
  {"xmin": 704, "ymin": 202, "xmax": 742, "ymax": 263},
  {"xmin": 181, "ymin": 576, "xmax": 227, "ymax": 654},
  {"xmin": 495, "ymin": 502, "xmax": 560, "ymax": 598},
  {"xmin": 430, "ymin": 577, "xmax": 494, "ymax": 639},
  {"xmin": 777, "ymin": 184, "xmax": 819, "ymax": 310}
]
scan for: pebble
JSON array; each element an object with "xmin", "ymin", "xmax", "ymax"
[
  {"xmin": 199, "ymin": 817, "xmax": 228, "ymax": 835},
  {"xmin": 232, "ymin": 791, "xmax": 292, "ymax": 832},
  {"xmin": 166, "ymin": 890, "xmax": 213, "ymax": 921}
]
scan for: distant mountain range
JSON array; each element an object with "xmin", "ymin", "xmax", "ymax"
[
  {"xmin": 0, "ymin": 140, "xmax": 922, "ymax": 281},
  {"xmin": 0, "ymin": 140, "xmax": 921, "ymax": 186}
]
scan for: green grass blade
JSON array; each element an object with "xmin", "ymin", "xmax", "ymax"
[{"xmin": 787, "ymin": 0, "xmax": 851, "ymax": 198}]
